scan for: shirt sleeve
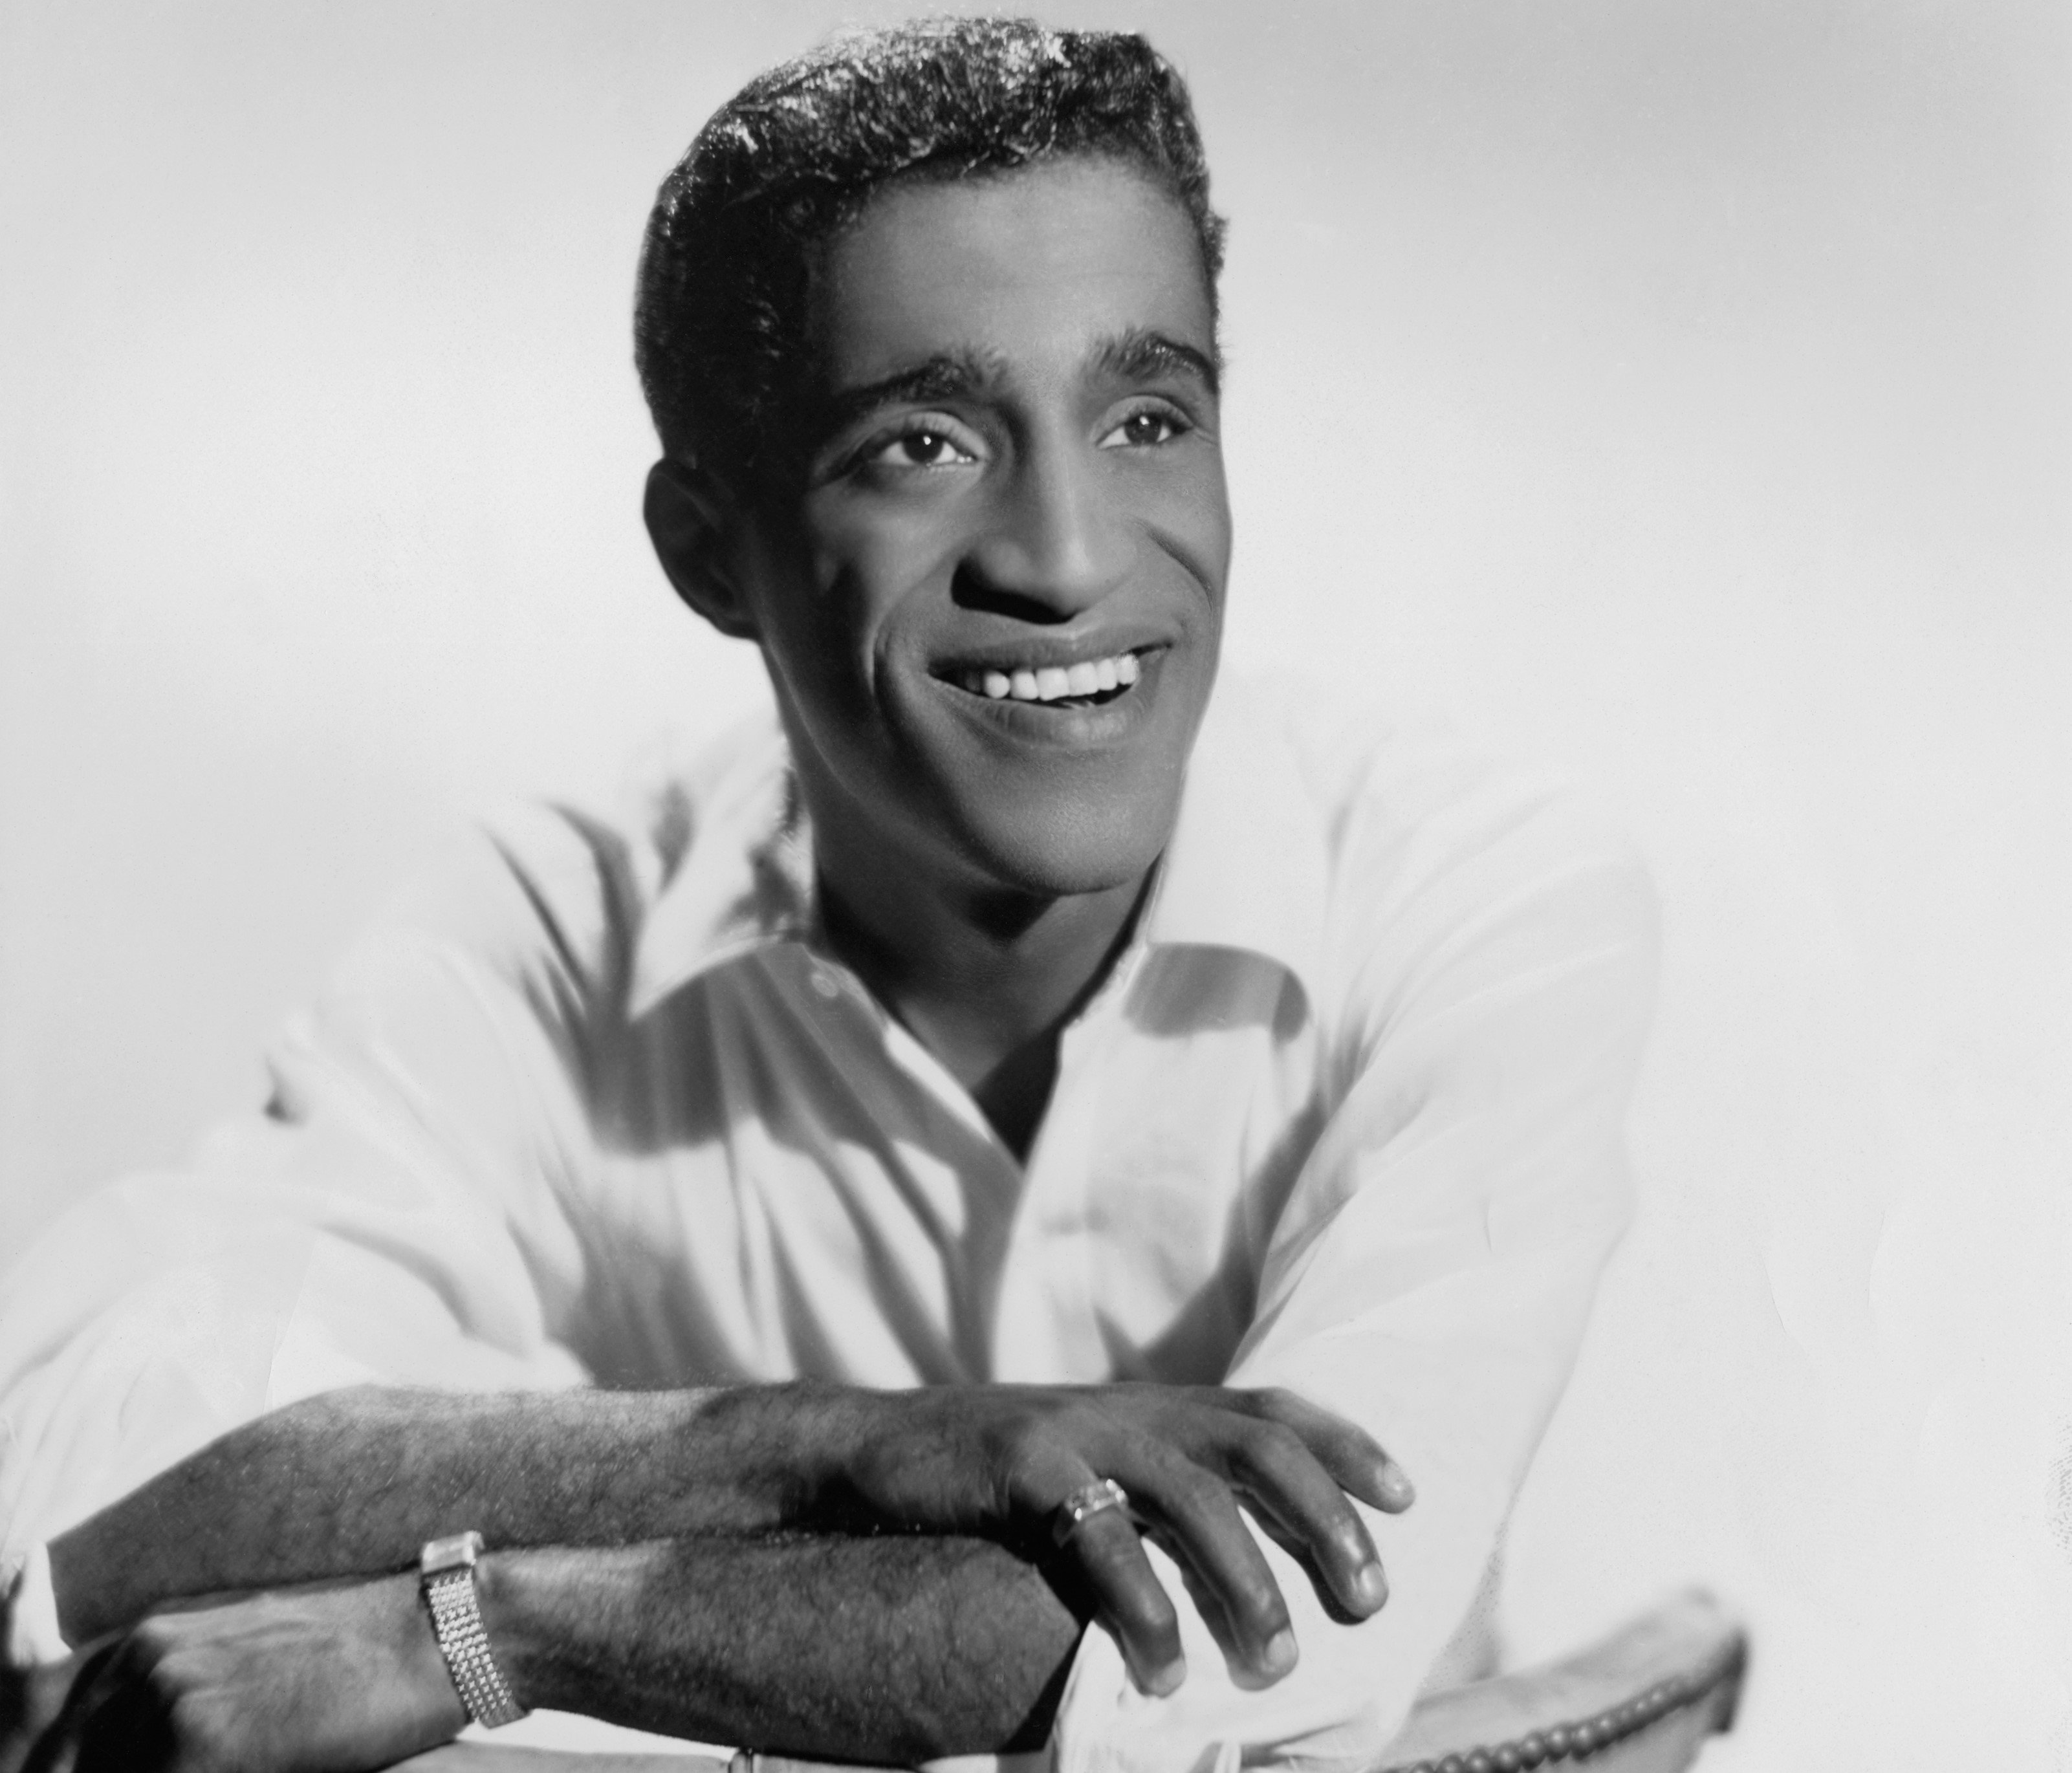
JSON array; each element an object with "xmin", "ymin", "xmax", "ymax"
[
  {"xmin": 0, "ymin": 801, "xmax": 635, "ymax": 1585},
  {"xmin": 1049, "ymin": 756, "xmax": 1660, "ymax": 1773}
]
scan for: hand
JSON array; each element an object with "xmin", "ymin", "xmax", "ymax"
[
  {"xmin": 797, "ymin": 1382, "xmax": 1413, "ymax": 1698},
  {"xmin": 9, "ymin": 1573, "xmax": 465, "ymax": 1773},
  {"xmin": 1, "ymin": 1654, "xmax": 76, "ymax": 1773}
]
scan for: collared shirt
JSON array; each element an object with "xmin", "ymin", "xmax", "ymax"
[{"xmin": 0, "ymin": 675, "xmax": 1657, "ymax": 1772}]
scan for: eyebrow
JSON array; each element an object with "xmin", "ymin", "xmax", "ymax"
[
  {"xmin": 817, "ymin": 327, "xmax": 1223, "ymax": 440},
  {"xmin": 818, "ymin": 349, "xmax": 1007, "ymax": 436},
  {"xmin": 1092, "ymin": 327, "xmax": 1223, "ymax": 397}
]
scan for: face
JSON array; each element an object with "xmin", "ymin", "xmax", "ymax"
[{"xmin": 726, "ymin": 155, "xmax": 1232, "ymax": 902}]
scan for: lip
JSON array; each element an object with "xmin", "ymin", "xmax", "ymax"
[
  {"xmin": 927, "ymin": 625, "xmax": 1172, "ymax": 680},
  {"xmin": 930, "ymin": 645, "xmax": 1170, "ymax": 746}
]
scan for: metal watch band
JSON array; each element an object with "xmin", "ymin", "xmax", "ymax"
[{"xmin": 419, "ymin": 1531, "xmax": 527, "ymax": 1730}]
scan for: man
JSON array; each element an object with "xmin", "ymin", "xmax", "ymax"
[{"xmin": 0, "ymin": 18, "xmax": 1655, "ymax": 1771}]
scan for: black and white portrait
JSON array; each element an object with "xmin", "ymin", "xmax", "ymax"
[{"xmin": 3, "ymin": 5, "xmax": 2066, "ymax": 1769}]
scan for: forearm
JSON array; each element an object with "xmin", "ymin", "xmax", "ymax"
[
  {"xmin": 47, "ymin": 1374, "xmax": 1399, "ymax": 1720},
  {"xmin": 49, "ymin": 1384, "xmax": 844, "ymax": 1642},
  {"xmin": 481, "ymin": 1535, "xmax": 1084, "ymax": 1763}
]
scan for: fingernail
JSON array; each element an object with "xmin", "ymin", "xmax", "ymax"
[
  {"xmin": 1144, "ymin": 1657, "xmax": 1187, "ymax": 1697},
  {"xmin": 1261, "ymin": 1628, "xmax": 1298, "ymax": 1676},
  {"xmin": 1380, "ymin": 1465, "xmax": 1415, "ymax": 1508},
  {"xmin": 1355, "ymin": 1561, "xmax": 1388, "ymax": 1609}
]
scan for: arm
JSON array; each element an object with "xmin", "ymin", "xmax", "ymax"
[
  {"xmin": 485, "ymin": 1534, "xmax": 1082, "ymax": 1759},
  {"xmin": 47, "ymin": 1387, "xmax": 766, "ymax": 1646},
  {"xmin": 14, "ymin": 1534, "xmax": 1084, "ymax": 1773},
  {"xmin": 49, "ymin": 1376, "xmax": 1410, "ymax": 1692},
  {"xmin": 0, "ymin": 814, "xmax": 613, "ymax": 1578}
]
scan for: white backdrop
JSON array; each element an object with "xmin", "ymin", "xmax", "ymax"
[{"xmin": 3, "ymin": 2, "xmax": 2069, "ymax": 1765}]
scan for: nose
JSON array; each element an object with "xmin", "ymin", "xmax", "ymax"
[{"xmin": 956, "ymin": 431, "xmax": 1131, "ymax": 620}]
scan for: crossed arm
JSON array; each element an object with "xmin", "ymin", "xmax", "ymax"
[
  {"xmin": 12, "ymin": 1379, "xmax": 1409, "ymax": 1770},
  {"xmin": 2, "ymin": 738, "xmax": 1657, "ymax": 1773}
]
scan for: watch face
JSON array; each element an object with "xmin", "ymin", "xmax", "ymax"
[{"xmin": 420, "ymin": 1530, "xmax": 483, "ymax": 1575}]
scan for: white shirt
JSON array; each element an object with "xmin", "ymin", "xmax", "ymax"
[{"xmin": 0, "ymin": 676, "xmax": 1657, "ymax": 1772}]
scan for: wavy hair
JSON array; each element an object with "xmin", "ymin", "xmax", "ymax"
[{"xmin": 633, "ymin": 17, "xmax": 1225, "ymax": 494}]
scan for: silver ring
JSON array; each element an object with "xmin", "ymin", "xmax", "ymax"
[{"xmin": 1052, "ymin": 1477, "xmax": 1131, "ymax": 1546}]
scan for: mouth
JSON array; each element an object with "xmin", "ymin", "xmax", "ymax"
[{"xmin": 936, "ymin": 647, "xmax": 1148, "ymax": 711}]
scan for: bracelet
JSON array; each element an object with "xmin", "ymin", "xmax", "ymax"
[{"xmin": 419, "ymin": 1530, "xmax": 528, "ymax": 1730}]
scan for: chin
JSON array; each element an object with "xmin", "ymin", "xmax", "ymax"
[{"xmin": 954, "ymin": 783, "xmax": 1179, "ymax": 900}]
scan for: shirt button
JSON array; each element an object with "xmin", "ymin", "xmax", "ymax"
[{"xmin": 809, "ymin": 967, "xmax": 842, "ymax": 1001}]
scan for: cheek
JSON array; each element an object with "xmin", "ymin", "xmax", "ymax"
[
  {"xmin": 827, "ymin": 492, "xmax": 977, "ymax": 598},
  {"xmin": 794, "ymin": 499, "xmax": 968, "ymax": 668},
  {"xmin": 757, "ymin": 516, "xmax": 950, "ymax": 738},
  {"xmin": 1115, "ymin": 449, "xmax": 1233, "ymax": 607},
  {"xmin": 1180, "ymin": 464, "xmax": 1236, "ymax": 593}
]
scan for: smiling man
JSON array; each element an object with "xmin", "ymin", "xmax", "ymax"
[
  {"xmin": 0, "ymin": 19, "xmax": 1657, "ymax": 1773},
  {"xmin": 649, "ymin": 145, "xmax": 1232, "ymax": 1166}
]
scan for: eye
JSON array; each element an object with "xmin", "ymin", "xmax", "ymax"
[
  {"xmin": 1099, "ymin": 406, "xmax": 1190, "ymax": 450},
  {"xmin": 864, "ymin": 425, "xmax": 980, "ymax": 470}
]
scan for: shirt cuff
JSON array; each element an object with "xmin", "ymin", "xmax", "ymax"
[{"xmin": 4, "ymin": 1541, "xmax": 69, "ymax": 1667}]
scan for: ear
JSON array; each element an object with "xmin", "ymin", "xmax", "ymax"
[{"xmin": 644, "ymin": 458, "xmax": 761, "ymax": 640}]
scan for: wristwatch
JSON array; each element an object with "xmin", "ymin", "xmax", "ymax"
[{"xmin": 419, "ymin": 1530, "xmax": 528, "ymax": 1729}]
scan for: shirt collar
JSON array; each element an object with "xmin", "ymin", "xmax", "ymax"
[
  {"xmin": 628, "ymin": 677, "xmax": 1331, "ymax": 1020},
  {"xmin": 628, "ymin": 719, "xmax": 814, "ymax": 1019}
]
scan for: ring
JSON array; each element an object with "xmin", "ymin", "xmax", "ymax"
[{"xmin": 1052, "ymin": 1477, "xmax": 1131, "ymax": 1547}]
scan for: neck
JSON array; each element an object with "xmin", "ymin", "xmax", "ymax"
[
  {"xmin": 817, "ymin": 837, "xmax": 1149, "ymax": 1074},
  {"xmin": 810, "ymin": 813, "xmax": 1151, "ymax": 1158}
]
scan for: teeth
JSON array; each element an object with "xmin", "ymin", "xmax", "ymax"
[{"xmin": 958, "ymin": 651, "xmax": 1148, "ymax": 704}]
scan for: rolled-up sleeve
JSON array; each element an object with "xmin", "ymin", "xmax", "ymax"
[
  {"xmin": 0, "ymin": 805, "xmax": 620, "ymax": 1571},
  {"xmin": 1051, "ymin": 775, "xmax": 1659, "ymax": 1773}
]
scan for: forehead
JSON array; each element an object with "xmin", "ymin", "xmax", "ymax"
[{"xmin": 807, "ymin": 157, "xmax": 1216, "ymax": 387}]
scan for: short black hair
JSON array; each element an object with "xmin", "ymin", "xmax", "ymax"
[{"xmin": 633, "ymin": 16, "xmax": 1225, "ymax": 494}]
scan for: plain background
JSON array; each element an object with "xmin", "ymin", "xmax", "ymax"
[{"xmin": 3, "ymin": 1, "xmax": 2068, "ymax": 1765}]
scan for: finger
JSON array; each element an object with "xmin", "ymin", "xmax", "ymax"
[
  {"xmin": 1106, "ymin": 1440, "xmax": 1298, "ymax": 1690},
  {"xmin": 17, "ymin": 1663, "xmax": 127, "ymax": 1773},
  {"xmin": 1011, "ymin": 1448, "xmax": 1188, "ymax": 1698},
  {"xmin": 3, "ymin": 1662, "xmax": 88, "ymax": 1773},
  {"xmin": 1063, "ymin": 1505, "xmax": 1187, "ymax": 1698},
  {"xmin": 13, "ymin": 1709, "xmax": 77, "ymax": 1773},
  {"xmin": 60, "ymin": 1685, "xmax": 149, "ymax": 1773},
  {"xmin": 1239, "ymin": 1387, "xmax": 1413, "ymax": 1512},
  {"xmin": 15, "ymin": 1637, "xmax": 131, "ymax": 1773},
  {"xmin": 1226, "ymin": 1419, "xmax": 1389, "ymax": 1618}
]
